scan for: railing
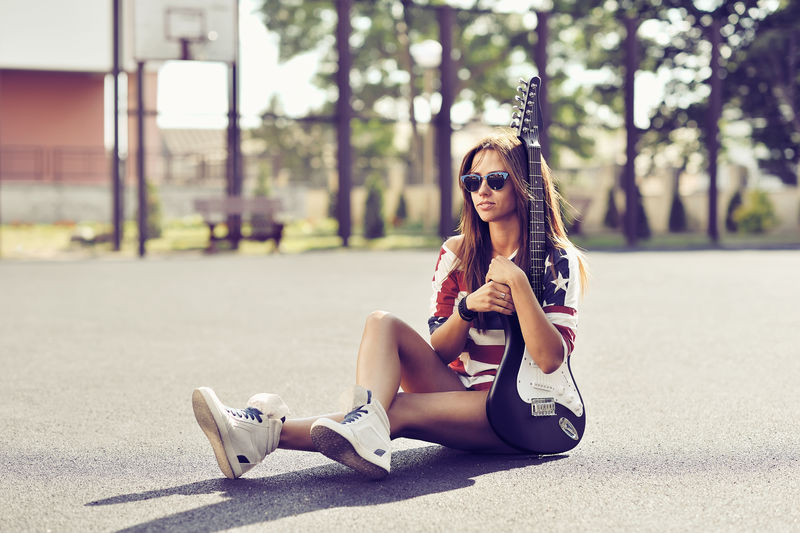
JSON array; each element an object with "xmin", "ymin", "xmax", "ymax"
[{"xmin": 0, "ymin": 145, "xmax": 109, "ymax": 184}]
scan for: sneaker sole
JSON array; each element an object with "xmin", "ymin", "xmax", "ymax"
[
  {"xmin": 192, "ymin": 388, "xmax": 238, "ymax": 479},
  {"xmin": 310, "ymin": 424, "xmax": 389, "ymax": 480}
]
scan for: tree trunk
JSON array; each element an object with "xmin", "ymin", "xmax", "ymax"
[{"xmin": 623, "ymin": 15, "xmax": 639, "ymax": 247}]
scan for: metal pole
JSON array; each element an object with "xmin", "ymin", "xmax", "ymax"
[
  {"xmin": 437, "ymin": 5, "xmax": 454, "ymax": 240},
  {"xmin": 336, "ymin": 0, "xmax": 353, "ymax": 247},
  {"xmin": 708, "ymin": 17, "xmax": 721, "ymax": 243},
  {"xmin": 623, "ymin": 15, "xmax": 638, "ymax": 247},
  {"xmin": 226, "ymin": 0, "xmax": 242, "ymax": 249},
  {"xmin": 136, "ymin": 61, "xmax": 147, "ymax": 257},
  {"xmin": 112, "ymin": 0, "xmax": 122, "ymax": 250}
]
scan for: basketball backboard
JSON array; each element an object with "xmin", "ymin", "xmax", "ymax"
[{"xmin": 133, "ymin": 0, "xmax": 237, "ymax": 62}]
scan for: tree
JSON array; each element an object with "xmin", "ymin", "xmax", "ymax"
[
  {"xmin": 726, "ymin": 1, "xmax": 800, "ymax": 185},
  {"xmin": 256, "ymin": 0, "xmax": 596, "ymax": 169}
]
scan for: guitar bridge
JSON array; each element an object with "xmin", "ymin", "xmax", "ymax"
[{"xmin": 530, "ymin": 398, "xmax": 556, "ymax": 417}]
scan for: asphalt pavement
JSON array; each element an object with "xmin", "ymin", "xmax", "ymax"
[{"xmin": 1, "ymin": 248, "xmax": 798, "ymax": 532}]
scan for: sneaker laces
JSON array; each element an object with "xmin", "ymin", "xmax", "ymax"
[
  {"xmin": 226, "ymin": 406, "xmax": 263, "ymax": 423},
  {"xmin": 342, "ymin": 405, "xmax": 368, "ymax": 424}
]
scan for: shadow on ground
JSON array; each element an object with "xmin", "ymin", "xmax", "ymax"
[{"xmin": 87, "ymin": 446, "xmax": 563, "ymax": 532}]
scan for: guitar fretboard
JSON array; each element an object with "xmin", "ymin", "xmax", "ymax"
[{"xmin": 528, "ymin": 144, "xmax": 545, "ymax": 303}]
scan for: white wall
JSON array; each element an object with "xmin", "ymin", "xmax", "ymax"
[{"xmin": 0, "ymin": 0, "xmax": 112, "ymax": 72}]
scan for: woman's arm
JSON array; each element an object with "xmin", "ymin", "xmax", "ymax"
[
  {"xmin": 487, "ymin": 256, "xmax": 564, "ymax": 374},
  {"xmin": 429, "ymin": 309, "xmax": 472, "ymax": 364},
  {"xmin": 430, "ymin": 278, "xmax": 516, "ymax": 363}
]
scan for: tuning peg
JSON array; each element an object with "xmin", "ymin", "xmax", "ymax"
[
  {"xmin": 510, "ymin": 120, "xmax": 520, "ymax": 128},
  {"xmin": 519, "ymin": 77, "xmax": 528, "ymax": 86},
  {"xmin": 517, "ymin": 86, "xmax": 527, "ymax": 94},
  {"xmin": 515, "ymin": 95, "xmax": 524, "ymax": 103}
]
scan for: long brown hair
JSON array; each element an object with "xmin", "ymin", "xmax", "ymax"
[{"xmin": 456, "ymin": 129, "xmax": 587, "ymax": 327}]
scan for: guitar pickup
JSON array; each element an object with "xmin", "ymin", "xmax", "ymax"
[{"xmin": 530, "ymin": 398, "xmax": 556, "ymax": 417}]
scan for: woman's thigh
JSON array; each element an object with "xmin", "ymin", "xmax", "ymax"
[
  {"xmin": 371, "ymin": 311, "xmax": 465, "ymax": 394},
  {"xmin": 387, "ymin": 390, "xmax": 519, "ymax": 453}
]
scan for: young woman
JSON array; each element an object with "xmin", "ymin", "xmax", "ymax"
[{"xmin": 192, "ymin": 128, "xmax": 587, "ymax": 480}]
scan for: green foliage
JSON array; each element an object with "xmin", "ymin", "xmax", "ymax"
[
  {"xmin": 733, "ymin": 190, "xmax": 778, "ymax": 233},
  {"xmin": 135, "ymin": 182, "xmax": 162, "ymax": 240},
  {"xmin": 603, "ymin": 188, "xmax": 620, "ymax": 229},
  {"xmin": 254, "ymin": 96, "xmax": 332, "ymax": 188},
  {"xmin": 725, "ymin": 190, "xmax": 743, "ymax": 233},
  {"xmin": 257, "ymin": 0, "xmax": 596, "ymax": 167},
  {"xmin": 254, "ymin": 164, "xmax": 272, "ymax": 197},
  {"xmin": 725, "ymin": 1, "xmax": 800, "ymax": 185},
  {"xmin": 635, "ymin": 196, "xmax": 651, "ymax": 240},
  {"xmin": 393, "ymin": 191, "xmax": 407, "ymax": 227},
  {"xmin": 251, "ymin": 165, "xmax": 273, "ymax": 234},
  {"xmin": 622, "ymin": 190, "xmax": 651, "ymax": 240},
  {"xmin": 328, "ymin": 189, "xmax": 337, "ymax": 220},
  {"xmin": 667, "ymin": 191, "xmax": 688, "ymax": 233},
  {"xmin": 363, "ymin": 174, "xmax": 385, "ymax": 239}
]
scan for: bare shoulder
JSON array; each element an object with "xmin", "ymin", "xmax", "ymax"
[{"xmin": 443, "ymin": 235, "xmax": 465, "ymax": 258}]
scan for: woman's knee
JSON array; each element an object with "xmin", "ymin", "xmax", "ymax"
[{"xmin": 364, "ymin": 310, "xmax": 400, "ymax": 332}]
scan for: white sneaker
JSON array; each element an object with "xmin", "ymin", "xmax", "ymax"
[
  {"xmin": 192, "ymin": 387, "xmax": 288, "ymax": 479},
  {"xmin": 310, "ymin": 386, "xmax": 391, "ymax": 479}
]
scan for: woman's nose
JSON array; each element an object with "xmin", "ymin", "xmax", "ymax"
[{"xmin": 477, "ymin": 178, "xmax": 492, "ymax": 195}]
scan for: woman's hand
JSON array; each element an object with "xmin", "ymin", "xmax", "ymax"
[
  {"xmin": 465, "ymin": 280, "xmax": 515, "ymax": 315},
  {"xmin": 485, "ymin": 255, "xmax": 528, "ymax": 287}
]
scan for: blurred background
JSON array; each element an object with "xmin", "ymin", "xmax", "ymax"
[{"xmin": 0, "ymin": 0, "xmax": 798, "ymax": 258}]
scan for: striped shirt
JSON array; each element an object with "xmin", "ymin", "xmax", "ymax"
[{"xmin": 428, "ymin": 243, "xmax": 581, "ymax": 390}]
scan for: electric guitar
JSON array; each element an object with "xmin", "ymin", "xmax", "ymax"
[{"xmin": 485, "ymin": 76, "xmax": 585, "ymax": 454}]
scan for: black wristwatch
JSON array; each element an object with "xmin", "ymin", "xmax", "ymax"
[{"xmin": 458, "ymin": 296, "xmax": 475, "ymax": 322}]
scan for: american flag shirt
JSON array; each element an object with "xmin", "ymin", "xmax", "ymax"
[{"xmin": 428, "ymin": 242, "xmax": 581, "ymax": 390}]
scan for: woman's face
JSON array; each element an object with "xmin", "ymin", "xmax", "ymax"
[{"xmin": 468, "ymin": 149, "xmax": 517, "ymax": 224}]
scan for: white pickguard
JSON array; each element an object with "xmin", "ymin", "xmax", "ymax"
[{"xmin": 516, "ymin": 348, "xmax": 584, "ymax": 417}]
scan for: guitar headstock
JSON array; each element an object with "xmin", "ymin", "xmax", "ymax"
[{"xmin": 510, "ymin": 75, "xmax": 541, "ymax": 149}]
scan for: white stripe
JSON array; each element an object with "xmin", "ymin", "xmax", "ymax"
[
  {"xmin": 459, "ymin": 352, "xmax": 499, "ymax": 375},
  {"xmin": 468, "ymin": 327, "xmax": 505, "ymax": 346},
  {"xmin": 546, "ymin": 313, "xmax": 577, "ymax": 330},
  {"xmin": 458, "ymin": 374, "xmax": 495, "ymax": 389}
]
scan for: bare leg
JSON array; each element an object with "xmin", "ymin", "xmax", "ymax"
[
  {"xmin": 276, "ymin": 312, "xmax": 513, "ymax": 454},
  {"xmin": 278, "ymin": 415, "xmax": 340, "ymax": 451},
  {"xmin": 388, "ymin": 390, "xmax": 518, "ymax": 452},
  {"xmin": 355, "ymin": 311, "xmax": 464, "ymax": 409}
]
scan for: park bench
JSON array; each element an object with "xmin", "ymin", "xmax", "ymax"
[{"xmin": 194, "ymin": 197, "xmax": 284, "ymax": 253}]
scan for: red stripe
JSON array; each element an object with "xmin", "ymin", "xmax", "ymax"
[
  {"xmin": 449, "ymin": 359, "xmax": 466, "ymax": 374},
  {"xmin": 465, "ymin": 343, "xmax": 505, "ymax": 365},
  {"xmin": 543, "ymin": 305, "xmax": 576, "ymax": 316},
  {"xmin": 554, "ymin": 324, "xmax": 575, "ymax": 355},
  {"xmin": 431, "ymin": 247, "xmax": 447, "ymax": 281},
  {"xmin": 434, "ymin": 275, "xmax": 459, "ymax": 316}
]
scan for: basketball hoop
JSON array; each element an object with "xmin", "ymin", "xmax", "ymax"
[{"xmin": 133, "ymin": 0, "xmax": 236, "ymax": 63}]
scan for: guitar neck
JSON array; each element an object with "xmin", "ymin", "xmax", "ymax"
[{"xmin": 528, "ymin": 144, "xmax": 545, "ymax": 302}]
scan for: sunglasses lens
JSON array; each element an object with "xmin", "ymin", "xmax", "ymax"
[
  {"xmin": 462, "ymin": 175, "xmax": 481, "ymax": 192},
  {"xmin": 486, "ymin": 173, "xmax": 507, "ymax": 190}
]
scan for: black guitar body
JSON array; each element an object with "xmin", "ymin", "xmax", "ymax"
[
  {"xmin": 485, "ymin": 75, "xmax": 586, "ymax": 455},
  {"xmin": 487, "ymin": 315, "xmax": 585, "ymax": 454}
]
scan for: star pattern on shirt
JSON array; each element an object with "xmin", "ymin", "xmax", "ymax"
[{"xmin": 550, "ymin": 271, "xmax": 569, "ymax": 293}]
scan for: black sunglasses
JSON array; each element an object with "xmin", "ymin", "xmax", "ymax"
[{"xmin": 460, "ymin": 171, "xmax": 510, "ymax": 192}]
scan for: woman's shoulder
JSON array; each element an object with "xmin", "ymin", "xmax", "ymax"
[{"xmin": 442, "ymin": 235, "xmax": 465, "ymax": 257}]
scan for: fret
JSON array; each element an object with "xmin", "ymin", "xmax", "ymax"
[{"xmin": 527, "ymin": 139, "xmax": 545, "ymax": 302}]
